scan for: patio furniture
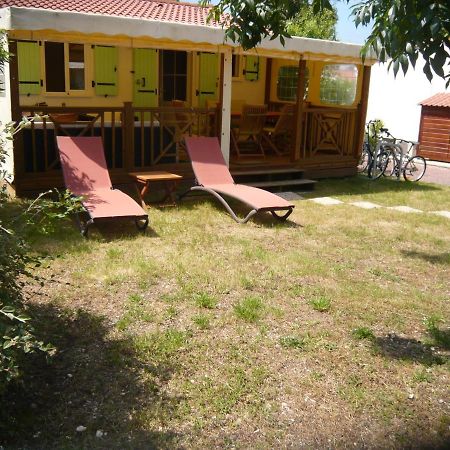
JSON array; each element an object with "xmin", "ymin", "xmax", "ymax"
[
  {"xmin": 231, "ymin": 104, "xmax": 268, "ymax": 158},
  {"xmin": 182, "ymin": 136, "xmax": 295, "ymax": 223},
  {"xmin": 56, "ymin": 136, "xmax": 148, "ymax": 236},
  {"xmin": 262, "ymin": 104, "xmax": 295, "ymax": 155},
  {"xmin": 129, "ymin": 170, "xmax": 183, "ymax": 207}
]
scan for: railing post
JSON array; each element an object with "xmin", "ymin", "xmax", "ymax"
[
  {"xmin": 293, "ymin": 59, "xmax": 306, "ymax": 162},
  {"xmin": 123, "ymin": 101, "xmax": 134, "ymax": 171},
  {"xmin": 354, "ymin": 66, "xmax": 371, "ymax": 159}
]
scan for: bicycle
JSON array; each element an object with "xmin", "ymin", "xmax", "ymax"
[
  {"xmin": 377, "ymin": 128, "xmax": 427, "ymax": 181},
  {"xmin": 357, "ymin": 120, "xmax": 378, "ymax": 174}
]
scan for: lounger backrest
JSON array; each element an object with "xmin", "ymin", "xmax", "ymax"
[
  {"xmin": 184, "ymin": 136, "xmax": 235, "ymax": 186},
  {"xmin": 57, "ymin": 136, "xmax": 112, "ymax": 195}
]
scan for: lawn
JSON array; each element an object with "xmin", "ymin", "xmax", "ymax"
[{"xmin": 2, "ymin": 176, "xmax": 449, "ymax": 449}]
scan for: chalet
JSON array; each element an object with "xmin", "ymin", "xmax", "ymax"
[{"xmin": 0, "ymin": 0, "xmax": 375, "ymax": 195}]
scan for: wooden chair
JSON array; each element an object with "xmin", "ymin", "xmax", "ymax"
[
  {"xmin": 262, "ymin": 103, "xmax": 295, "ymax": 155},
  {"xmin": 231, "ymin": 104, "xmax": 268, "ymax": 158}
]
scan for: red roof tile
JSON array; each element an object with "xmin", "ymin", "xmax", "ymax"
[
  {"xmin": 419, "ymin": 93, "xmax": 450, "ymax": 108},
  {"xmin": 0, "ymin": 0, "xmax": 216, "ymax": 26}
]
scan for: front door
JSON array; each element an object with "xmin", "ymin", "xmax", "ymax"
[
  {"xmin": 133, "ymin": 48, "xmax": 158, "ymax": 108},
  {"xmin": 197, "ymin": 52, "xmax": 219, "ymax": 107}
]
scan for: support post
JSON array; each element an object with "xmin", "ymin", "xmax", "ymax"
[
  {"xmin": 123, "ymin": 101, "xmax": 134, "ymax": 171},
  {"xmin": 293, "ymin": 59, "xmax": 306, "ymax": 162},
  {"xmin": 8, "ymin": 39, "xmax": 24, "ymax": 194},
  {"xmin": 354, "ymin": 66, "xmax": 371, "ymax": 159},
  {"xmin": 220, "ymin": 48, "xmax": 232, "ymax": 166}
]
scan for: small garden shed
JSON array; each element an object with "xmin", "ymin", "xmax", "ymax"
[{"xmin": 417, "ymin": 93, "xmax": 450, "ymax": 162}]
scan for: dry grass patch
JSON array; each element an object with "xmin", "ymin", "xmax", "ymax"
[{"xmin": 2, "ymin": 176, "xmax": 449, "ymax": 448}]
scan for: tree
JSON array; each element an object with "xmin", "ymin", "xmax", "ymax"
[
  {"xmin": 287, "ymin": 4, "xmax": 337, "ymax": 40},
  {"xmin": 204, "ymin": 0, "xmax": 449, "ymax": 84}
]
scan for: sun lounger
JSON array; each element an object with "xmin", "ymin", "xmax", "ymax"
[
  {"xmin": 57, "ymin": 136, "xmax": 148, "ymax": 236},
  {"xmin": 183, "ymin": 136, "xmax": 294, "ymax": 223}
]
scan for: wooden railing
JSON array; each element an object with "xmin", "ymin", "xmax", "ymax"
[
  {"xmin": 17, "ymin": 103, "xmax": 218, "ymax": 174},
  {"xmin": 301, "ymin": 107, "xmax": 358, "ymax": 160}
]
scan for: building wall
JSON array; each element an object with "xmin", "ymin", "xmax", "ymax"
[
  {"xmin": 231, "ymin": 56, "xmax": 266, "ymax": 105},
  {"xmin": 367, "ymin": 57, "xmax": 449, "ymax": 142}
]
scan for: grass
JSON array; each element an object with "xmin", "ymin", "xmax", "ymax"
[{"xmin": 2, "ymin": 176, "xmax": 449, "ymax": 449}]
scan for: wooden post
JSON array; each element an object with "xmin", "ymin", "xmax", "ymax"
[
  {"xmin": 8, "ymin": 39, "xmax": 26, "ymax": 195},
  {"xmin": 354, "ymin": 66, "xmax": 371, "ymax": 158},
  {"xmin": 293, "ymin": 59, "xmax": 306, "ymax": 162},
  {"xmin": 220, "ymin": 49, "xmax": 232, "ymax": 166},
  {"xmin": 123, "ymin": 101, "xmax": 134, "ymax": 170},
  {"xmin": 264, "ymin": 58, "xmax": 272, "ymax": 106}
]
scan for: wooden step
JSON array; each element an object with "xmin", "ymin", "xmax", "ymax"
[
  {"xmin": 245, "ymin": 179, "xmax": 317, "ymax": 188},
  {"xmin": 231, "ymin": 168, "xmax": 305, "ymax": 176}
]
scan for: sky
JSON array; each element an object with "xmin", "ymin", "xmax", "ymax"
[{"xmin": 335, "ymin": 2, "xmax": 371, "ymax": 44}]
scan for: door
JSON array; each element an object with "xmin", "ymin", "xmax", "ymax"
[
  {"xmin": 133, "ymin": 48, "xmax": 158, "ymax": 107},
  {"xmin": 197, "ymin": 52, "xmax": 219, "ymax": 107}
]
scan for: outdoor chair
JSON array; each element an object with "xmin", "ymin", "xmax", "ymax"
[
  {"xmin": 56, "ymin": 136, "xmax": 148, "ymax": 236},
  {"xmin": 231, "ymin": 104, "xmax": 268, "ymax": 158},
  {"xmin": 182, "ymin": 136, "xmax": 294, "ymax": 223},
  {"xmin": 262, "ymin": 104, "xmax": 295, "ymax": 155}
]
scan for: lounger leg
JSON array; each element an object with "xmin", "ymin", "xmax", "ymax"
[
  {"xmin": 81, "ymin": 218, "xmax": 94, "ymax": 237},
  {"xmin": 191, "ymin": 186, "xmax": 257, "ymax": 224},
  {"xmin": 135, "ymin": 217, "xmax": 149, "ymax": 232},
  {"xmin": 271, "ymin": 208, "xmax": 293, "ymax": 221}
]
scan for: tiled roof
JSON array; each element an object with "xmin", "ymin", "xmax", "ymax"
[
  {"xmin": 419, "ymin": 93, "xmax": 450, "ymax": 108},
  {"xmin": 0, "ymin": 0, "xmax": 215, "ymax": 26}
]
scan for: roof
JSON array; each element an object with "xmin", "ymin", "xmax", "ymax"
[
  {"xmin": 0, "ymin": 1, "xmax": 375, "ymax": 64},
  {"xmin": 0, "ymin": 0, "xmax": 214, "ymax": 26},
  {"xmin": 419, "ymin": 93, "xmax": 450, "ymax": 108}
]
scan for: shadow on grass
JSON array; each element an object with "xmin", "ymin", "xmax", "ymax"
[
  {"xmin": 401, "ymin": 249, "xmax": 450, "ymax": 266},
  {"xmin": 176, "ymin": 193, "xmax": 302, "ymax": 228},
  {"xmin": 0, "ymin": 304, "xmax": 183, "ymax": 449},
  {"xmin": 372, "ymin": 334, "xmax": 447, "ymax": 366}
]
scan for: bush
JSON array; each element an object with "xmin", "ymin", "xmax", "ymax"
[{"xmin": 0, "ymin": 114, "xmax": 81, "ymax": 394}]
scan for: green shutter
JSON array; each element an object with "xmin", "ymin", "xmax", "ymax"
[
  {"xmin": 17, "ymin": 41, "xmax": 41, "ymax": 95},
  {"xmin": 133, "ymin": 48, "xmax": 158, "ymax": 107},
  {"xmin": 198, "ymin": 52, "xmax": 218, "ymax": 107},
  {"xmin": 245, "ymin": 55, "xmax": 259, "ymax": 81},
  {"xmin": 94, "ymin": 45, "xmax": 118, "ymax": 96}
]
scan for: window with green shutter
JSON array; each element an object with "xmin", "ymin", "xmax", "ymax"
[
  {"xmin": 93, "ymin": 45, "xmax": 118, "ymax": 96},
  {"xmin": 244, "ymin": 55, "xmax": 259, "ymax": 81},
  {"xmin": 17, "ymin": 41, "xmax": 42, "ymax": 95}
]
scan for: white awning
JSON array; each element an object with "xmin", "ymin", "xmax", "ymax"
[{"xmin": 0, "ymin": 6, "xmax": 376, "ymax": 64}]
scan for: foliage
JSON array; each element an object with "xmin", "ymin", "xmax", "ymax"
[
  {"xmin": 0, "ymin": 60, "xmax": 82, "ymax": 392},
  {"xmin": 351, "ymin": 0, "xmax": 450, "ymax": 85},
  {"xmin": 365, "ymin": 118, "xmax": 384, "ymax": 149},
  {"xmin": 287, "ymin": 4, "xmax": 337, "ymax": 40},
  {"xmin": 205, "ymin": 0, "xmax": 449, "ymax": 84}
]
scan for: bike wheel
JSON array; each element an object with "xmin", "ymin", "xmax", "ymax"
[
  {"xmin": 357, "ymin": 147, "xmax": 371, "ymax": 173},
  {"xmin": 382, "ymin": 150, "xmax": 396, "ymax": 177},
  {"xmin": 403, "ymin": 156, "xmax": 426, "ymax": 181},
  {"xmin": 368, "ymin": 151, "xmax": 389, "ymax": 179}
]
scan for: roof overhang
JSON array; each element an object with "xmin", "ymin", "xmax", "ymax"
[{"xmin": 0, "ymin": 6, "xmax": 376, "ymax": 65}]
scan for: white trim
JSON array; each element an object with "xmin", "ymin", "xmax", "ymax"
[
  {"xmin": 221, "ymin": 49, "xmax": 232, "ymax": 165},
  {"xmin": 2, "ymin": 7, "xmax": 376, "ymax": 65}
]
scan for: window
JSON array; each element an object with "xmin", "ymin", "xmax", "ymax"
[
  {"xmin": 162, "ymin": 50, "xmax": 187, "ymax": 102},
  {"xmin": 44, "ymin": 41, "xmax": 86, "ymax": 93},
  {"xmin": 69, "ymin": 44, "xmax": 85, "ymax": 90},
  {"xmin": 277, "ymin": 66, "xmax": 309, "ymax": 101},
  {"xmin": 319, "ymin": 64, "xmax": 358, "ymax": 105},
  {"xmin": 232, "ymin": 55, "xmax": 241, "ymax": 78}
]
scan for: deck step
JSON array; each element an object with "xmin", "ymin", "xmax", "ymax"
[
  {"xmin": 245, "ymin": 179, "xmax": 317, "ymax": 189},
  {"xmin": 231, "ymin": 168, "xmax": 305, "ymax": 176}
]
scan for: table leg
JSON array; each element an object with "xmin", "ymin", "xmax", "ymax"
[{"xmin": 136, "ymin": 181, "xmax": 149, "ymax": 208}]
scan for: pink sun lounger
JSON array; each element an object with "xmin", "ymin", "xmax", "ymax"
[
  {"xmin": 183, "ymin": 136, "xmax": 294, "ymax": 223},
  {"xmin": 57, "ymin": 136, "xmax": 148, "ymax": 236}
]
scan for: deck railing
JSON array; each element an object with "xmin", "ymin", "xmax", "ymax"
[
  {"xmin": 301, "ymin": 107, "xmax": 358, "ymax": 160},
  {"xmin": 17, "ymin": 103, "xmax": 218, "ymax": 175}
]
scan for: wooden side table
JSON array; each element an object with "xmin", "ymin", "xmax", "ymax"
[{"xmin": 129, "ymin": 171, "xmax": 183, "ymax": 207}]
